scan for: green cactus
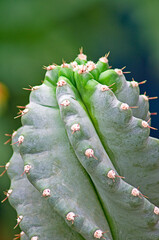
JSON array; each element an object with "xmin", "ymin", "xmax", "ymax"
[{"xmin": 1, "ymin": 50, "xmax": 159, "ymax": 240}]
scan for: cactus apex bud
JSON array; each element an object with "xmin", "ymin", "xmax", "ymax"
[
  {"xmin": 120, "ymin": 103, "xmax": 129, "ymax": 110},
  {"xmin": 57, "ymin": 80, "xmax": 67, "ymax": 87},
  {"xmin": 94, "ymin": 229, "xmax": 104, "ymax": 239},
  {"xmin": 131, "ymin": 188, "xmax": 140, "ymax": 197},
  {"xmin": 100, "ymin": 85, "xmax": 109, "ymax": 92},
  {"xmin": 154, "ymin": 206, "xmax": 159, "ymax": 215},
  {"xmin": 86, "ymin": 61, "xmax": 96, "ymax": 72},
  {"xmin": 60, "ymin": 100, "xmax": 70, "ymax": 107},
  {"xmin": 42, "ymin": 189, "xmax": 51, "ymax": 197},
  {"xmin": 114, "ymin": 68, "xmax": 123, "ymax": 76},
  {"xmin": 78, "ymin": 47, "xmax": 87, "ymax": 60},
  {"xmin": 31, "ymin": 236, "xmax": 39, "ymax": 240},
  {"xmin": 71, "ymin": 124, "xmax": 80, "ymax": 134},
  {"xmin": 66, "ymin": 212, "xmax": 77, "ymax": 224},
  {"xmin": 78, "ymin": 65, "xmax": 88, "ymax": 74}
]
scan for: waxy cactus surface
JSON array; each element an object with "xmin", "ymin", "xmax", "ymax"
[{"xmin": 2, "ymin": 50, "xmax": 159, "ymax": 240}]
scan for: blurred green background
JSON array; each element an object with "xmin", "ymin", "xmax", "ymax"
[{"xmin": 0, "ymin": 0, "xmax": 159, "ymax": 239}]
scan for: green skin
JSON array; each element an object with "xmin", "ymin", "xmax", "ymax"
[
  {"xmin": 8, "ymin": 142, "xmax": 84, "ymax": 240},
  {"xmin": 4, "ymin": 53, "xmax": 159, "ymax": 240}
]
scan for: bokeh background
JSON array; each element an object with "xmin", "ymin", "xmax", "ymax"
[{"xmin": 0, "ymin": 0, "xmax": 159, "ymax": 239}]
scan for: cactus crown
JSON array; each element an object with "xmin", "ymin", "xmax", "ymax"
[{"xmin": 1, "ymin": 49, "xmax": 159, "ymax": 240}]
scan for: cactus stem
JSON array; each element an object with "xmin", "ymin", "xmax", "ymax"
[
  {"xmin": 1, "ymin": 189, "xmax": 13, "ymax": 203},
  {"xmin": 21, "ymin": 165, "xmax": 31, "ymax": 176},
  {"xmin": 57, "ymin": 80, "xmax": 67, "ymax": 87},
  {"xmin": 154, "ymin": 206, "xmax": 159, "ymax": 215},
  {"xmin": 107, "ymin": 170, "xmax": 125, "ymax": 182},
  {"xmin": 66, "ymin": 212, "xmax": 78, "ymax": 224},
  {"xmin": 14, "ymin": 215, "xmax": 23, "ymax": 229},
  {"xmin": 11, "ymin": 135, "xmax": 24, "ymax": 146},
  {"xmin": 42, "ymin": 189, "xmax": 51, "ymax": 197},
  {"xmin": 85, "ymin": 149, "xmax": 98, "ymax": 160},
  {"xmin": 60, "ymin": 100, "xmax": 70, "ymax": 107},
  {"xmin": 94, "ymin": 229, "xmax": 108, "ymax": 239},
  {"xmin": 13, "ymin": 231, "xmax": 25, "ymax": 240},
  {"xmin": 71, "ymin": 124, "xmax": 80, "ymax": 134},
  {"xmin": 4, "ymin": 131, "xmax": 17, "ymax": 145},
  {"xmin": 0, "ymin": 162, "xmax": 10, "ymax": 177},
  {"xmin": 14, "ymin": 108, "xmax": 29, "ymax": 119}
]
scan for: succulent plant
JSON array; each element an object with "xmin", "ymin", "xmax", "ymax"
[{"xmin": 1, "ymin": 49, "xmax": 159, "ymax": 240}]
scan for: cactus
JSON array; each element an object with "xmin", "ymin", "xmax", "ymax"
[{"xmin": 1, "ymin": 49, "xmax": 159, "ymax": 240}]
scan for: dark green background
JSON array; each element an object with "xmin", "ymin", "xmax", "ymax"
[{"xmin": 0, "ymin": 1, "xmax": 159, "ymax": 239}]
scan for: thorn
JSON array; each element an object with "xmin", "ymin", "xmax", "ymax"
[
  {"xmin": 106, "ymin": 51, "xmax": 110, "ymax": 58},
  {"xmin": 78, "ymin": 47, "xmax": 87, "ymax": 61},
  {"xmin": 150, "ymin": 112, "xmax": 157, "ymax": 116},
  {"xmin": 14, "ymin": 216, "xmax": 23, "ymax": 229},
  {"xmin": 11, "ymin": 135, "xmax": 24, "ymax": 146},
  {"xmin": 108, "ymin": 66, "xmax": 112, "ymax": 68},
  {"xmin": 142, "ymin": 120, "xmax": 158, "ymax": 130},
  {"xmin": 21, "ymin": 165, "xmax": 31, "ymax": 176},
  {"xmin": 121, "ymin": 66, "xmax": 126, "ymax": 71},
  {"xmin": 0, "ymin": 162, "xmax": 10, "ymax": 177},
  {"xmin": 43, "ymin": 64, "xmax": 56, "ymax": 71},
  {"xmin": 16, "ymin": 105, "xmax": 26, "ymax": 109},
  {"xmin": 13, "ymin": 231, "xmax": 25, "ymax": 240},
  {"xmin": 123, "ymin": 71, "xmax": 131, "ymax": 74},
  {"xmin": 1, "ymin": 189, "xmax": 13, "ymax": 203},
  {"xmin": 4, "ymin": 131, "xmax": 17, "ymax": 145},
  {"xmin": 138, "ymin": 80, "xmax": 147, "ymax": 85},
  {"xmin": 107, "ymin": 170, "xmax": 125, "ymax": 182},
  {"xmin": 148, "ymin": 96, "xmax": 158, "ymax": 100},
  {"xmin": 14, "ymin": 109, "xmax": 29, "ymax": 119},
  {"xmin": 23, "ymin": 85, "xmax": 40, "ymax": 91},
  {"xmin": 131, "ymin": 187, "xmax": 148, "ymax": 199}
]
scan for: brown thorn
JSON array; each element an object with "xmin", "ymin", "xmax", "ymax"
[
  {"xmin": 109, "ymin": 66, "xmax": 112, "ymax": 69},
  {"xmin": 148, "ymin": 96, "xmax": 158, "ymax": 100},
  {"xmin": 17, "ymin": 106, "xmax": 26, "ymax": 109},
  {"xmin": 0, "ymin": 169, "xmax": 7, "ymax": 177},
  {"xmin": 1, "ymin": 196, "xmax": 8, "ymax": 203},
  {"xmin": 121, "ymin": 66, "xmax": 126, "ymax": 71},
  {"xmin": 129, "ymin": 106, "xmax": 138, "ymax": 109},
  {"xmin": 10, "ymin": 141, "xmax": 19, "ymax": 146},
  {"xmin": 150, "ymin": 112, "xmax": 157, "ymax": 115},
  {"xmin": 138, "ymin": 80, "xmax": 147, "ymax": 85},
  {"xmin": 108, "ymin": 82, "xmax": 116, "ymax": 88},
  {"xmin": 93, "ymin": 155, "xmax": 98, "ymax": 160},
  {"xmin": 4, "ymin": 138, "xmax": 12, "ymax": 145},
  {"xmin": 123, "ymin": 71, "xmax": 131, "ymax": 74},
  {"xmin": 115, "ymin": 175, "xmax": 125, "ymax": 179},
  {"xmin": 13, "ymin": 234, "xmax": 21, "ymax": 240},
  {"xmin": 79, "ymin": 47, "xmax": 83, "ymax": 54},
  {"xmin": 148, "ymin": 126, "xmax": 158, "ymax": 131},
  {"xmin": 106, "ymin": 51, "xmax": 110, "ymax": 58}
]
